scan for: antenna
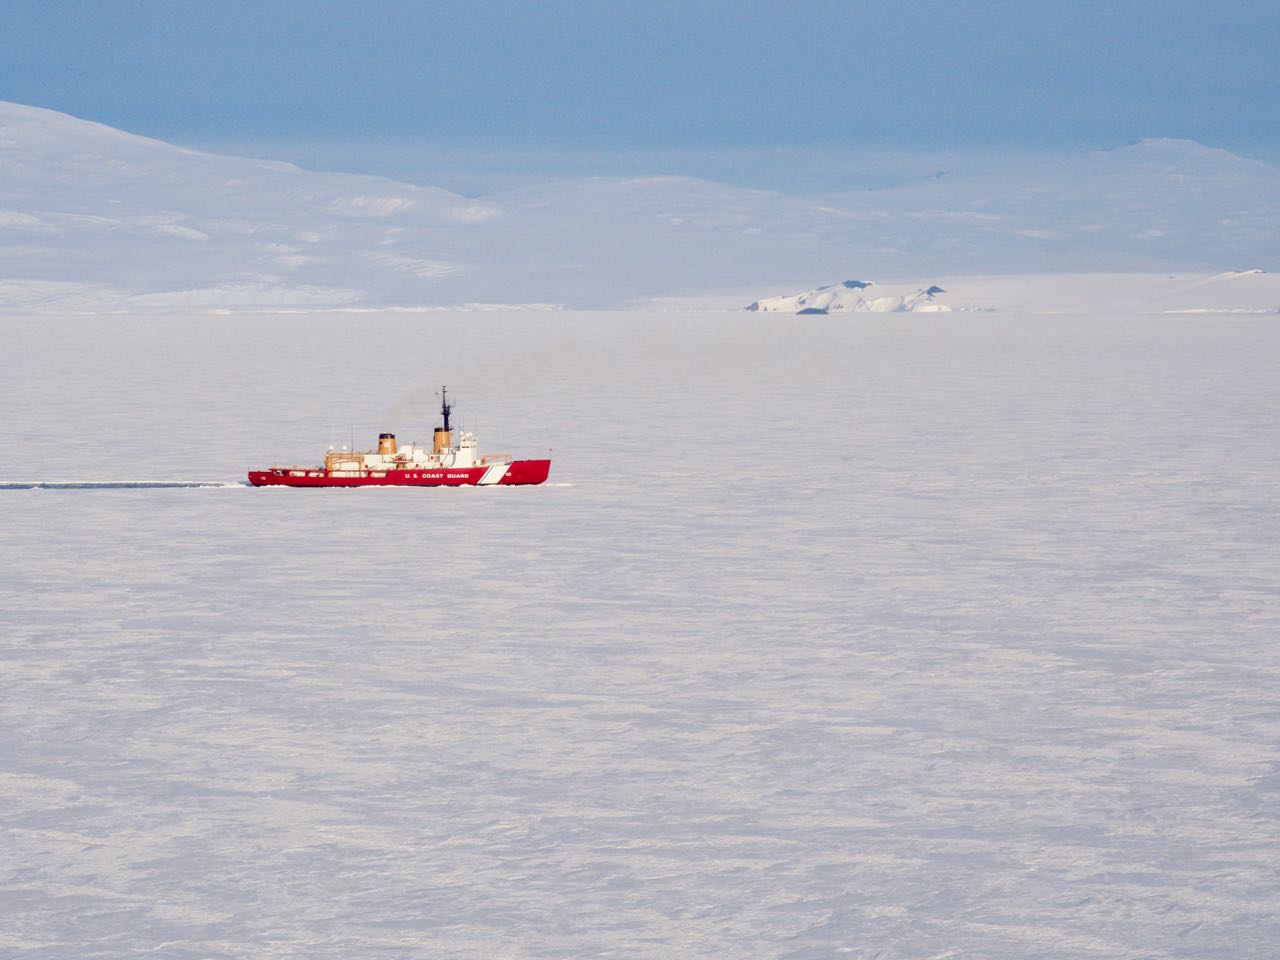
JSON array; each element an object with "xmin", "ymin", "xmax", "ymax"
[{"xmin": 440, "ymin": 385, "xmax": 452, "ymax": 432}]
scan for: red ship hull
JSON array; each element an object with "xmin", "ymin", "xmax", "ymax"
[{"xmin": 247, "ymin": 459, "xmax": 551, "ymax": 488}]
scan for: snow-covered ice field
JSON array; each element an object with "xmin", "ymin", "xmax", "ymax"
[{"xmin": 2, "ymin": 308, "xmax": 1279, "ymax": 958}]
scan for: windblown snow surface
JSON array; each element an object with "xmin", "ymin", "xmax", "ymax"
[{"xmin": 2, "ymin": 303, "xmax": 1279, "ymax": 959}]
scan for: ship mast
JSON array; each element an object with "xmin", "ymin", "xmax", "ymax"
[{"xmin": 433, "ymin": 385, "xmax": 455, "ymax": 456}]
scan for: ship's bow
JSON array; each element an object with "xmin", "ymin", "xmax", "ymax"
[{"xmin": 499, "ymin": 459, "xmax": 551, "ymax": 485}]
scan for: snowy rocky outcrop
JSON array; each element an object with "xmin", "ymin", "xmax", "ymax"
[{"xmin": 747, "ymin": 280, "xmax": 952, "ymax": 314}]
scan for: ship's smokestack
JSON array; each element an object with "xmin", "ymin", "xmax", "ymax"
[
  {"xmin": 378, "ymin": 433, "xmax": 397, "ymax": 455},
  {"xmin": 434, "ymin": 385, "xmax": 453, "ymax": 454}
]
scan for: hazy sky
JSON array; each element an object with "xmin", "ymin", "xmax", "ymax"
[{"xmin": 3, "ymin": 0, "xmax": 1277, "ymax": 189}]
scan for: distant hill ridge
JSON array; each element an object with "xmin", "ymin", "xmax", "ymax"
[{"xmin": 3, "ymin": 101, "xmax": 1279, "ymax": 309}]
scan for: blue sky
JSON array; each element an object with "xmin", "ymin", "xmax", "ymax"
[{"xmin": 3, "ymin": 0, "xmax": 1277, "ymax": 190}]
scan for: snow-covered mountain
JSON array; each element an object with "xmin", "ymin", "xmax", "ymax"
[
  {"xmin": 3, "ymin": 101, "xmax": 1280, "ymax": 309},
  {"xmin": 0, "ymin": 101, "xmax": 500, "ymax": 308},
  {"xmin": 747, "ymin": 279, "xmax": 951, "ymax": 314}
]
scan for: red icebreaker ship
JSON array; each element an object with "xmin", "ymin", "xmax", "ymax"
[{"xmin": 248, "ymin": 387, "xmax": 551, "ymax": 488}]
